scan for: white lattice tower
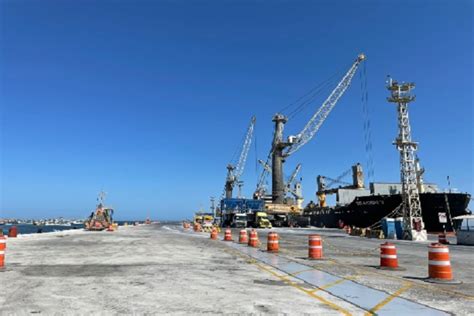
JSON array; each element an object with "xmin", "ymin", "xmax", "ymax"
[{"xmin": 387, "ymin": 77, "xmax": 426, "ymax": 241}]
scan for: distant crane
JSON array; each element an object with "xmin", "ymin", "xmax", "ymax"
[
  {"xmin": 224, "ymin": 116, "xmax": 256, "ymax": 199},
  {"xmin": 270, "ymin": 54, "xmax": 366, "ymax": 204},
  {"xmin": 255, "ymin": 160, "xmax": 302, "ymax": 203}
]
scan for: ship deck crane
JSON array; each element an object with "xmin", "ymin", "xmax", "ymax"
[
  {"xmin": 270, "ymin": 54, "xmax": 366, "ymax": 204},
  {"xmin": 224, "ymin": 116, "xmax": 256, "ymax": 199},
  {"xmin": 316, "ymin": 163, "xmax": 365, "ymax": 207}
]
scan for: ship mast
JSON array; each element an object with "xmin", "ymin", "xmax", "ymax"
[{"xmin": 387, "ymin": 77, "xmax": 427, "ymax": 241}]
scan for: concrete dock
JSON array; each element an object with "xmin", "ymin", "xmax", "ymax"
[{"xmin": 1, "ymin": 224, "xmax": 472, "ymax": 315}]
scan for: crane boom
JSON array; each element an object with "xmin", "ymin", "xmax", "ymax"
[
  {"xmin": 224, "ymin": 116, "xmax": 256, "ymax": 198},
  {"xmin": 287, "ymin": 163, "xmax": 302, "ymax": 186},
  {"xmin": 235, "ymin": 116, "xmax": 256, "ymax": 179},
  {"xmin": 285, "ymin": 54, "xmax": 366, "ymax": 156},
  {"xmin": 271, "ymin": 54, "xmax": 366, "ymax": 203}
]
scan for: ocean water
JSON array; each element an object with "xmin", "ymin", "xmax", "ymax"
[
  {"xmin": 0, "ymin": 223, "xmax": 85, "ymax": 235},
  {"xmin": 0, "ymin": 220, "xmax": 164, "ymax": 236}
]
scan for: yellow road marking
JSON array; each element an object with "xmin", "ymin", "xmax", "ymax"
[
  {"xmin": 254, "ymin": 262, "xmax": 353, "ymax": 316},
  {"xmin": 289, "ymin": 268, "xmax": 317, "ymax": 276},
  {"xmin": 364, "ymin": 282, "xmax": 412, "ymax": 316},
  {"xmin": 309, "ymin": 276, "xmax": 358, "ymax": 293},
  {"xmin": 225, "ymin": 247, "xmax": 353, "ymax": 316}
]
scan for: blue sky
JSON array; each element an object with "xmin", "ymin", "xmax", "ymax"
[{"xmin": 1, "ymin": 0, "xmax": 472, "ymax": 220}]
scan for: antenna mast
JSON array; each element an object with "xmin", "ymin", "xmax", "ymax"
[{"xmin": 387, "ymin": 77, "xmax": 427, "ymax": 241}]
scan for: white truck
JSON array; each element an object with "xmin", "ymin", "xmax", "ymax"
[{"xmin": 453, "ymin": 215, "xmax": 474, "ymax": 246}]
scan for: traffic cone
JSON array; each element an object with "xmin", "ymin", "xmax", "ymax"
[
  {"xmin": 210, "ymin": 228, "xmax": 218, "ymax": 240},
  {"xmin": 0, "ymin": 235, "xmax": 6, "ymax": 269},
  {"xmin": 248, "ymin": 229, "xmax": 259, "ymax": 247},
  {"xmin": 379, "ymin": 242, "xmax": 399, "ymax": 269},
  {"xmin": 267, "ymin": 232, "xmax": 279, "ymax": 253},
  {"xmin": 223, "ymin": 229, "xmax": 233, "ymax": 241},
  {"xmin": 308, "ymin": 234, "xmax": 323, "ymax": 260},
  {"xmin": 239, "ymin": 230, "xmax": 248, "ymax": 244}
]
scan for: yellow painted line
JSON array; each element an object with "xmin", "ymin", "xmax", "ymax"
[
  {"xmin": 254, "ymin": 262, "xmax": 353, "ymax": 316},
  {"xmin": 364, "ymin": 282, "xmax": 412, "ymax": 316},
  {"xmin": 309, "ymin": 276, "xmax": 358, "ymax": 293},
  {"xmin": 224, "ymin": 246, "xmax": 355, "ymax": 316},
  {"xmin": 289, "ymin": 268, "xmax": 317, "ymax": 276}
]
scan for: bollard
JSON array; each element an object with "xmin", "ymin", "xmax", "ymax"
[
  {"xmin": 0, "ymin": 235, "xmax": 5, "ymax": 269},
  {"xmin": 248, "ymin": 229, "xmax": 259, "ymax": 247},
  {"xmin": 380, "ymin": 242, "xmax": 399, "ymax": 269},
  {"xmin": 438, "ymin": 233, "xmax": 449, "ymax": 245},
  {"xmin": 239, "ymin": 230, "xmax": 248, "ymax": 244},
  {"xmin": 8, "ymin": 226, "xmax": 18, "ymax": 238},
  {"xmin": 308, "ymin": 234, "xmax": 323, "ymax": 259},
  {"xmin": 223, "ymin": 229, "xmax": 233, "ymax": 241},
  {"xmin": 427, "ymin": 243, "xmax": 458, "ymax": 283},
  {"xmin": 267, "ymin": 232, "xmax": 279, "ymax": 253},
  {"xmin": 210, "ymin": 228, "xmax": 218, "ymax": 240}
]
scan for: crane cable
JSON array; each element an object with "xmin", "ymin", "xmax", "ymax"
[
  {"xmin": 277, "ymin": 63, "xmax": 351, "ymax": 120},
  {"xmin": 360, "ymin": 61, "xmax": 375, "ymax": 182}
]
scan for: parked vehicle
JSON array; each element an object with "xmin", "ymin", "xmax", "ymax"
[
  {"xmin": 248, "ymin": 211, "xmax": 272, "ymax": 228},
  {"xmin": 453, "ymin": 215, "xmax": 474, "ymax": 246}
]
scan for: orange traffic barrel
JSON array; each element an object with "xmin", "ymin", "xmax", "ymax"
[
  {"xmin": 428, "ymin": 243, "xmax": 453, "ymax": 281},
  {"xmin": 224, "ymin": 229, "xmax": 233, "ymax": 241},
  {"xmin": 380, "ymin": 242, "xmax": 399, "ymax": 269},
  {"xmin": 267, "ymin": 232, "xmax": 279, "ymax": 252},
  {"xmin": 239, "ymin": 230, "xmax": 248, "ymax": 244},
  {"xmin": 210, "ymin": 228, "xmax": 218, "ymax": 240},
  {"xmin": 193, "ymin": 223, "xmax": 202, "ymax": 232},
  {"xmin": 0, "ymin": 235, "xmax": 5, "ymax": 269},
  {"xmin": 248, "ymin": 229, "xmax": 259, "ymax": 247},
  {"xmin": 308, "ymin": 234, "xmax": 323, "ymax": 259},
  {"xmin": 438, "ymin": 233, "xmax": 449, "ymax": 245},
  {"xmin": 8, "ymin": 226, "xmax": 18, "ymax": 238}
]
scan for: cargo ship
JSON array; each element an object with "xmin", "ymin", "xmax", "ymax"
[{"xmin": 303, "ymin": 183, "xmax": 471, "ymax": 232}]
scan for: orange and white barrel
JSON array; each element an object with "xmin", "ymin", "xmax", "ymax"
[
  {"xmin": 210, "ymin": 227, "xmax": 218, "ymax": 240},
  {"xmin": 438, "ymin": 233, "xmax": 449, "ymax": 245},
  {"xmin": 0, "ymin": 235, "xmax": 6, "ymax": 269},
  {"xmin": 428, "ymin": 243, "xmax": 452, "ymax": 280},
  {"xmin": 248, "ymin": 229, "xmax": 259, "ymax": 247},
  {"xmin": 267, "ymin": 232, "xmax": 279, "ymax": 252},
  {"xmin": 380, "ymin": 242, "xmax": 398, "ymax": 269},
  {"xmin": 224, "ymin": 229, "xmax": 233, "ymax": 241},
  {"xmin": 308, "ymin": 234, "xmax": 322, "ymax": 259},
  {"xmin": 239, "ymin": 230, "xmax": 248, "ymax": 244}
]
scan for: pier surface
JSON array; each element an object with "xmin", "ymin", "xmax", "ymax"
[{"xmin": 1, "ymin": 224, "xmax": 472, "ymax": 315}]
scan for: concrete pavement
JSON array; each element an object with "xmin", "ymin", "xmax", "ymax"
[{"xmin": 0, "ymin": 224, "xmax": 363, "ymax": 315}]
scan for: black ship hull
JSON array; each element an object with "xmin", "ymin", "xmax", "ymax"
[{"xmin": 304, "ymin": 192, "xmax": 471, "ymax": 232}]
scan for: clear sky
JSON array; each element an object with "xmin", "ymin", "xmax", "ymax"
[{"xmin": 1, "ymin": 0, "xmax": 472, "ymax": 220}]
